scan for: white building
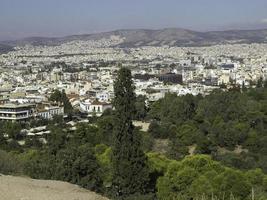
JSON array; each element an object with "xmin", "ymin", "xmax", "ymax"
[
  {"xmin": 96, "ymin": 91, "xmax": 111, "ymax": 102},
  {"xmin": 0, "ymin": 103, "xmax": 35, "ymax": 122},
  {"xmin": 37, "ymin": 104, "xmax": 64, "ymax": 119},
  {"xmin": 80, "ymin": 99, "xmax": 112, "ymax": 117}
]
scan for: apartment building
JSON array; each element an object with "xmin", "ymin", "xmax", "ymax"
[{"xmin": 0, "ymin": 103, "xmax": 35, "ymax": 122}]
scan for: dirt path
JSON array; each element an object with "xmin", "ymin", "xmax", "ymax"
[{"xmin": 0, "ymin": 175, "xmax": 108, "ymax": 200}]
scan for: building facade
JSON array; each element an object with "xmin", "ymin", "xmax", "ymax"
[{"xmin": 0, "ymin": 103, "xmax": 35, "ymax": 122}]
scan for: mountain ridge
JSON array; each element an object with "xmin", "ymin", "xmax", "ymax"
[{"xmin": 1, "ymin": 28, "xmax": 267, "ymax": 48}]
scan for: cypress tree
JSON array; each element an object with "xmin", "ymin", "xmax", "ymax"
[
  {"xmin": 61, "ymin": 90, "xmax": 73, "ymax": 114},
  {"xmin": 112, "ymin": 67, "xmax": 149, "ymax": 198}
]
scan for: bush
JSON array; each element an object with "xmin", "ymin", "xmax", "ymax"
[
  {"xmin": 156, "ymin": 155, "xmax": 257, "ymax": 200},
  {"xmin": 0, "ymin": 150, "xmax": 23, "ymax": 174}
]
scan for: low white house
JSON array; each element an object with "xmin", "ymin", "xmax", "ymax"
[
  {"xmin": 36, "ymin": 103, "xmax": 64, "ymax": 119},
  {"xmin": 80, "ymin": 99, "xmax": 112, "ymax": 117}
]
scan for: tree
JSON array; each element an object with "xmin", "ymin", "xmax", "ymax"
[
  {"xmin": 264, "ymin": 79, "xmax": 267, "ymax": 88},
  {"xmin": 148, "ymin": 120, "xmax": 166, "ymax": 139},
  {"xmin": 189, "ymin": 175, "xmax": 214, "ymax": 199},
  {"xmin": 69, "ymin": 145, "xmax": 102, "ymax": 191},
  {"xmin": 95, "ymin": 144, "xmax": 113, "ymax": 188},
  {"xmin": 49, "ymin": 89, "xmax": 73, "ymax": 114},
  {"xmin": 0, "ymin": 150, "xmax": 23, "ymax": 174},
  {"xmin": 3, "ymin": 121, "xmax": 22, "ymax": 140},
  {"xmin": 246, "ymin": 168, "xmax": 265, "ymax": 185},
  {"xmin": 49, "ymin": 89, "xmax": 62, "ymax": 102},
  {"xmin": 257, "ymin": 77, "xmax": 264, "ymax": 88},
  {"xmin": 134, "ymin": 95, "xmax": 148, "ymax": 120},
  {"xmin": 71, "ymin": 123, "xmax": 100, "ymax": 146},
  {"xmin": 156, "ymin": 155, "xmax": 255, "ymax": 200},
  {"xmin": 97, "ymin": 116, "xmax": 114, "ymax": 145},
  {"xmin": 0, "ymin": 125, "xmax": 7, "ymax": 148},
  {"xmin": 157, "ymin": 167, "xmax": 198, "ymax": 200},
  {"xmin": 214, "ymin": 169, "xmax": 251, "ymax": 199},
  {"xmin": 47, "ymin": 126, "xmax": 67, "ymax": 155},
  {"xmin": 61, "ymin": 90, "xmax": 73, "ymax": 114},
  {"xmin": 112, "ymin": 67, "xmax": 149, "ymax": 198}
]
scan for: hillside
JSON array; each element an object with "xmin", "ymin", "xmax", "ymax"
[
  {"xmin": 0, "ymin": 175, "xmax": 108, "ymax": 200},
  {"xmin": 2, "ymin": 28, "xmax": 267, "ymax": 48},
  {"xmin": 0, "ymin": 44, "xmax": 14, "ymax": 53}
]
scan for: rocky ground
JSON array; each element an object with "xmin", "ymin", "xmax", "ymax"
[{"xmin": 0, "ymin": 175, "xmax": 108, "ymax": 200}]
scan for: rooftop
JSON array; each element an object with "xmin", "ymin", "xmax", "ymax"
[{"xmin": 0, "ymin": 103, "xmax": 35, "ymax": 109}]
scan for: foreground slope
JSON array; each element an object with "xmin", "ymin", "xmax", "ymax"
[{"xmin": 0, "ymin": 175, "xmax": 108, "ymax": 200}]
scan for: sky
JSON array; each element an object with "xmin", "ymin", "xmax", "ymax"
[{"xmin": 1, "ymin": 0, "xmax": 267, "ymax": 40}]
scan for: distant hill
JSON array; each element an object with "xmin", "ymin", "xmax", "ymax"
[
  {"xmin": 2, "ymin": 28, "xmax": 267, "ymax": 48},
  {"xmin": 0, "ymin": 44, "xmax": 14, "ymax": 53}
]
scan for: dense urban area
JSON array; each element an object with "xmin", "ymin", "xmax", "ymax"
[{"xmin": 0, "ymin": 35, "xmax": 267, "ymax": 200}]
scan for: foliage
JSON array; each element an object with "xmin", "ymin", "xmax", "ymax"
[
  {"xmin": 112, "ymin": 67, "xmax": 149, "ymax": 198},
  {"xmin": 95, "ymin": 144, "xmax": 113, "ymax": 188},
  {"xmin": 0, "ymin": 121, "xmax": 22, "ymax": 140},
  {"xmin": 148, "ymin": 87, "xmax": 267, "ymax": 173},
  {"xmin": 49, "ymin": 89, "xmax": 73, "ymax": 114},
  {"xmin": 0, "ymin": 150, "xmax": 23, "ymax": 174},
  {"xmin": 156, "ymin": 155, "xmax": 267, "ymax": 200},
  {"xmin": 134, "ymin": 95, "xmax": 148, "ymax": 120}
]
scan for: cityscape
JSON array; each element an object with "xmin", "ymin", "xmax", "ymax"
[{"xmin": 1, "ymin": 35, "xmax": 267, "ymax": 121}]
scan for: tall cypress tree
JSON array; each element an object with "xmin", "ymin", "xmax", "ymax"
[{"xmin": 112, "ymin": 67, "xmax": 149, "ymax": 198}]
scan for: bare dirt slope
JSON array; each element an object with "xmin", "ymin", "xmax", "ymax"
[{"xmin": 0, "ymin": 175, "xmax": 108, "ymax": 200}]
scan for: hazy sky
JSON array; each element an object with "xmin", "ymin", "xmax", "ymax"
[{"xmin": 1, "ymin": 0, "xmax": 267, "ymax": 40}]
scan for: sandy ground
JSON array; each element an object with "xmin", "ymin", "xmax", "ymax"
[
  {"xmin": 0, "ymin": 175, "xmax": 109, "ymax": 200},
  {"xmin": 133, "ymin": 121, "xmax": 150, "ymax": 132}
]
